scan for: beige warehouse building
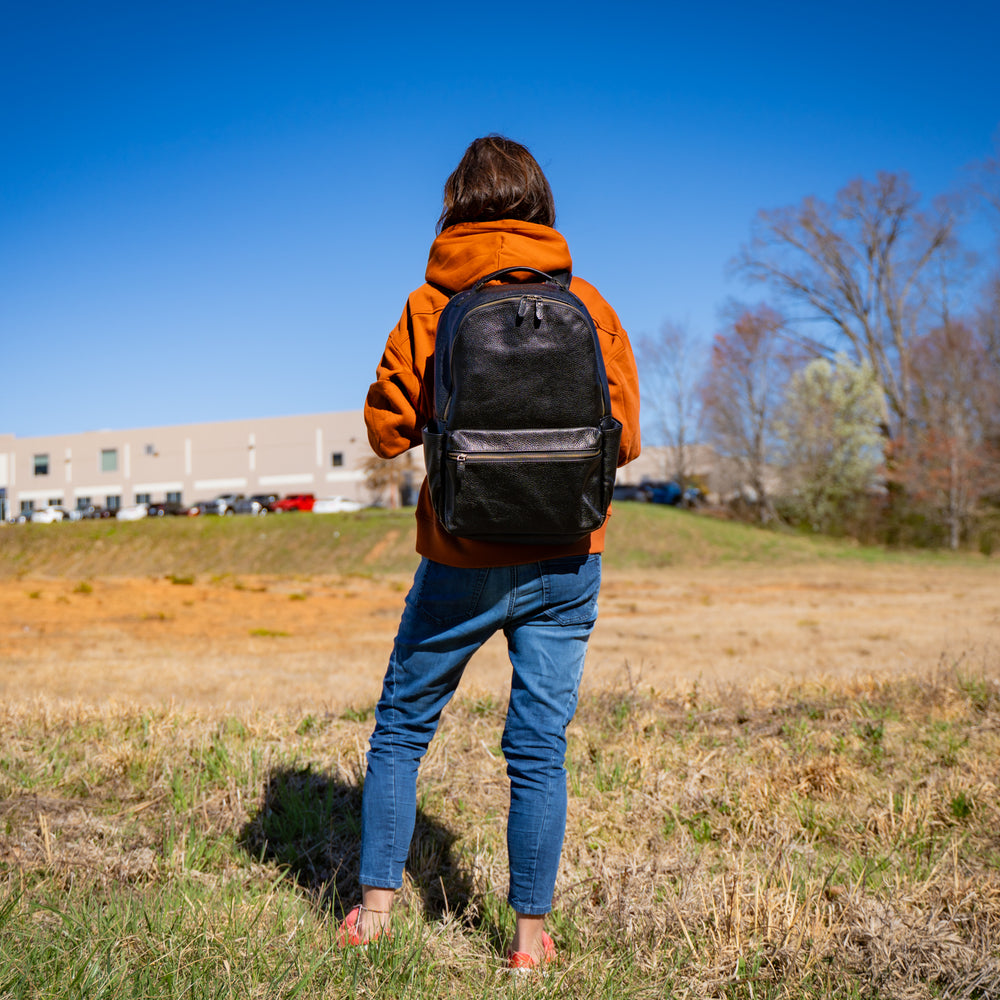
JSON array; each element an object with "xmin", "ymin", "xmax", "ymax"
[
  {"xmin": 1, "ymin": 409, "xmax": 713, "ymax": 522},
  {"xmin": 0, "ymin": 411, "xmax": 382, "ymax": 520}
]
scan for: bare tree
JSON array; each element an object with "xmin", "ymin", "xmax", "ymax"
[
  {"xmin": 969, "ymin": 135, "xmax": 1000, "ymax": 221},
  {"xmin": 364, "ymin": 452, "xmax": 417, "ymax": 508},
  {"xmin": 970, "ymin": 138, "xmax": 1000, "ymax": 377},
  {"xmin": 898, "ymin": 321, "xmax": 1000, "ymax": 549},
  {"xmin": 736, "ymin": 172, "xmax": 958, "ymax": 441},
  {"xmin": 698, "ymin": 304, "xmax": 793, "ymax": 521},
  {"xmin": 975, "ymin": 274, "xmax": 1000, "ymax": 383},
  {"xmin": 637, "ymin": 321, "xmax": 702, "ymax": 489}
]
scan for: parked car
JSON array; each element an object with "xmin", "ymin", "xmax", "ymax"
[
  {"xmin": 682, "ymin": 485, "xmax": 705, "ymax": 508},
  {"xmin": 312, "ymin": 496, "xmax": 364, "ymax": 514},
  {"xmin": 272, "ymin": 493, "xmax": 315, "ymax": 513},
  {"xmin": 612, "ymin": 483, "xmax": 652, "ymax": 502},
  {"xmin": 646, "ymin": 481, "xmax": 683, "ymax": 506},
  {"xmin": 147, "ymin": 501, "xmax": 189, "ymax": 517},
  {"xmin": 116, "ymin": 503, "xmax": 149, "ymax": 521},
  {"xmin": 68, "ymin": 504, "xmax": 111, "ymax": 520},
  {"xmin": 233, "ymin": 493, "xmax": 279, "ymax": 517},
  {"xmin": 193, "ymin": 493, "xmax": 245, "ymax": 516},
  {"xmin": 30, "ymin": 506, "xmax": 69, "ymax": 523}
]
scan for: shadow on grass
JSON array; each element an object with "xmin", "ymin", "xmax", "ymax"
[{"xmin": 238, "ymin": 765, "xmax": 473, "ymax": 923}]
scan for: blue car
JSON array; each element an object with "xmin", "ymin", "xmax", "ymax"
[{"xmin": 647, "ymin": 482, "xmax": 682, "ymax": 505}]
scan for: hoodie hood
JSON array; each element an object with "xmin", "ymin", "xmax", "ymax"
[{"xmin": 425, "ymin": 221, "xmax": 573, "ymax": 292}]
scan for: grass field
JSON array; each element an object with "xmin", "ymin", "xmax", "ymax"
[
  {"xmin": 0, "ymin": 504, "xmax": 986, "ymax": 580},
  {"xmin": 1, "ymin": 509, "xmax": 998, "ymax": 997}
]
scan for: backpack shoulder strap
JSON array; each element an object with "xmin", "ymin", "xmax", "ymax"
[{"xmin": 427, "ymin": 280, "xmax": 456, "ymax": 299}]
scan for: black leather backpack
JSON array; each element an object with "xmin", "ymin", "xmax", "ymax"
[{"xmin": 422, "ymin": 267, "xmax": 622, "ymax": 544}]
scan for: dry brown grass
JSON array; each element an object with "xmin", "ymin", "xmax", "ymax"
[
  {"xmin": 2, "ymin": 662, "xmax": 998, "ymax": 997},
  {"xmin": 2, "ymin": 517, "xmax": 998, "ymax": 995},
  {"xmin": 2, "ymin": 561, "xmax": 998, "ymax": 712}
]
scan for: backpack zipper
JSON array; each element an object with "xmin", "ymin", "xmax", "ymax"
[
  {"xmin": 450, "ymin": 447, "xmax": 601, "ymax": 482},
  {"xmin": 450, "ymin": 448, "xmax": 600, "ymax": 461},
  {"xmin": 461, "ymin": 293, "xmax": 590, "ymax": 328}
]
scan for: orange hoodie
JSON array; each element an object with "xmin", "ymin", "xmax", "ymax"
[{"xmin": 365, "ymin": 220, "xmax": 641, "ymax": 567}]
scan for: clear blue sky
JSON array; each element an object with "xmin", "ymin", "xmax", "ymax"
[{"xmin": 3, "ymin": 1, "xmax": 998, "ymax": 439}]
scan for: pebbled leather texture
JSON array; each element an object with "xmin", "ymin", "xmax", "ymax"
[{"xmin": 424, "ymin": 272, "xmax": 620, "ymax": 544}]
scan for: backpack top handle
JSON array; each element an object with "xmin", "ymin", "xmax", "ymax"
[{"xmin": 472, "ymin": 267, "xmax": 570, "ymax": 292}]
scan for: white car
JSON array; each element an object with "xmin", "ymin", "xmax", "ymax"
[
  {"xmin": 30, "ymin": 506, "xmax": 69, "ymax": 523},
  {"xmin": 116, "ymin": 504, "xmax": 149, "ymax": 521},
  {"xmin": 312, "ymin": 496, "xmax": 364, "ymax": 514}
]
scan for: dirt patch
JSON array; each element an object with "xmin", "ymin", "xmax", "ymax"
[{"xmin": 1, "ymin": 564, "xmax": 997, "ymax": 711}]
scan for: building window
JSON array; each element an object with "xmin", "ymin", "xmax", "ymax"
[
  {"xmin": 144, "ymin": 444, "xmax": 156, "ymax": 456},
  {"xmin": 166, "ymin": 491, "xmax": 182, "ymax": 504},
  {"xmin": 21, "ymin": 500, "xmax": 35, "ymax": 514},
  {"xmin": 101, "ymin": 448, "xmax": 118, "ymax": 473},
  {"xmin": 48, "ymin": 497, "xmax": 62, "ymax": 507},
  {"xmin": 331, "ymin": 452, "xmax": 344, "ymax": 467},
  {"xmin": 76, "ymin": 497, "xmax": 91, "ymax": 510},
  {"xmin": 33, "ymin": 453, "xmax": 49, "ymax": 476},
  {"xmin": 135, "ymin": 493, "xmax": 151, "ymax": 505},
  {"xmin": 106, "ymin": 495, "xmax": 121, "ymax": 510}
]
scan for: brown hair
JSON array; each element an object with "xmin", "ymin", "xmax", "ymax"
[{"xmin": 437, "ymin": 135, "xmax": 556, "ymax": 233}]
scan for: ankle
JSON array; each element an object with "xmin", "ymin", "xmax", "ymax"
[
  {"xmin": 358, "ymin": 904, "xmax": 390, "ymax": 937},
  {"xmin": 511, "ymin": 914, "xmax": 546, "ymax": 961},
  {"xmin": 359, "ymin": 887, "xmax": 395, "ymax": 936}
]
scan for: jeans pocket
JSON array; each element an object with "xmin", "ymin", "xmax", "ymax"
[
  {"xmin": 410, "ymin": 558, "xmax": 490, "ymax": 626},
  {"xmin": 540, "ymin": 554, "xmax": 601, "ymax": 626}
]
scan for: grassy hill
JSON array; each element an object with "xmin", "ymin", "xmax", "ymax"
[{"xmin": 0, "ymin": 504, "xmax": 983, "ymax": 578}]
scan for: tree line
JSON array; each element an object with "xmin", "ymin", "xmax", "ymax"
[{"xmin": 640, "ymin": 142, "xmax": 1000, "ymax": 551}]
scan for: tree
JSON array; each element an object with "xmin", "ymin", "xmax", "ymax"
[
  {"xmin": 965, "ymin": 139, "xmax": 1000, "ymax": 459},
  {"xmin": 897, "ymin": 321, "xmax": 1000, "ymax": 549},
  {"xmin": 974, "ymin": 275, "xmax": 1000, "ymax": 407},
  {"xmin": 737, "ymin": 172, "xmax": 957, "ymax": 441},
  {"xmin": 970, "ymin": 137, "xmax": 1000, "ymax": 379},
  {"xmin": 775, "ymin": 355, "xmax": 885, "ymax": 534},
  {"xmin": 364, "ymin": 452, "xmax": 418, "ymax": 508},
  {"xmin": 698, "ymin": 304, "xmax": 794, "ymax": 520},
  {"xmin": 969, "ymin": 134, "xmax": 1000, "ymax": 221},
  {"xmin": 636, "ymin": 321, "xmax": 702, "ymax": 489}
]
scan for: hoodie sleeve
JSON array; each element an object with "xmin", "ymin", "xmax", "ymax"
[
  {"xmin": 364, "ymin": 299, "xmax": 430, "ymax": 458},
  {"xmin": 570, "ymin": 279, "xmax": 641, "ymax": 467},
  {"xmin": 603, "ymin": 330, "xmax": 642, "ymax": 467}
]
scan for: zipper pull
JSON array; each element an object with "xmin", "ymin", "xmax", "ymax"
[
  {"xmin": 455, "ymin": 453, "xmax": 466, "ymax": 484},
  {"xmin": 517, "ymin": 296, "xmax": 544, "ymax": 325}
]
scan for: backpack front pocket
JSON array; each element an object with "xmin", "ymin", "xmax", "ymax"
[{"xmin": 442, "ymin": 427, "xmax": 607, "ymax": 543}]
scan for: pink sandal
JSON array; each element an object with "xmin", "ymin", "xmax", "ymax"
[
  {"xmin": 336, "ymin": 904, "xmax": 392, "ymax": 948},
  {"xmin": 507, "ymin": 931, "xmax": 556, "ymax": 970}
]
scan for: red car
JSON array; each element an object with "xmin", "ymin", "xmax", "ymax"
[{"xmin": 272, "ymin": 493, "xmax": 315, "ymax": 512}]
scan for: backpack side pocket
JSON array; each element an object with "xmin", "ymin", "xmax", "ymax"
[{"xmin": 421, "ymin": 423, "xmax": 447, "ymax": 524}]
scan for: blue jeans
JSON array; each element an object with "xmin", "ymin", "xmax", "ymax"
[{"xmin": 359, "ymin": 554, "xmax": 601, "ymax": 915}]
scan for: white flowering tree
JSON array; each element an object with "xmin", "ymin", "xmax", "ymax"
[{"xmin": 776, "ymin": 355, "xmax": 885, "ymax": 533}]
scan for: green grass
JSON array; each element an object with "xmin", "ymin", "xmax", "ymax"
[
  {"xmin": 2, "ymin": 665, "xmax": 998, "ymax": 998},
  {"xmin": 1, "ymin": 504, "xmax": 991, "ymax": 580}
]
